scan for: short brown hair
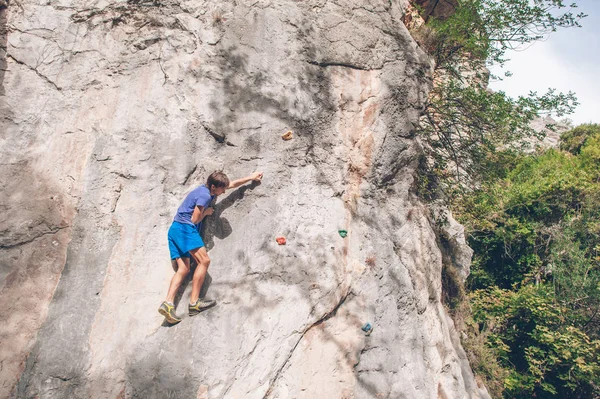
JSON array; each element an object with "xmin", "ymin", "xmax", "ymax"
[{"xmin": 207, "ymin": 171, "xmax": 230, "ymax": 189}]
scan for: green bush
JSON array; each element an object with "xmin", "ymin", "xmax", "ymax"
[
  {"xmin": 463, "ymin": 149, "xmax": 591, "ymax": 289},
  {"xmin": 559, "ymin": 123, "xmax": 600, "ymax": 155},
  {"xmin": 471, "ymin": 285, "xmax": 600, "ymax": 398},
  {"xmin": 456, "ymin": 127, "xmax": 600, "ymax": 397}
]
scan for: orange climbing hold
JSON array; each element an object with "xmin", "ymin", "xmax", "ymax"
[
  {"xmin": 276, "ymin": 236, "xmax": 287, "ymax": 245},
  {"xmin": 282, "ymin": 130, "xmax": 293, "ymax": 140}
]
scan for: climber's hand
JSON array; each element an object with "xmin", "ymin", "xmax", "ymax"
[{"xmin": 251, "ymin": 172, "xmax": 263, "ymax": 182}]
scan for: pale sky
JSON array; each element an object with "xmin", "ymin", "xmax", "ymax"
[{"xmin": 488, "ymin": 0, "xmax": 600, "ymax": 125}]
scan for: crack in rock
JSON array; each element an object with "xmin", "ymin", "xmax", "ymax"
[
  {"xmin": 306, "ymin": 60, "xmax": 379, "ymax": 71},
  {"xmin": 222, "ymin": 335, "xmax": 264, "ymax": 398},
  {"xmin": 201, "ymin": 121, "xmax": 235, "ymax": 146},
  {"xmin": 182, "ymin": 165, "xmax": 197, "ymax": 185},
  {"xmin": 7, "ymin": 53, "xmax": 62, "ymax": 92},
  {"xmin": 262, "ymin": 289, "xmax": 353, "ymax": 398},
  {"xmin": 50, "ymin": 375, "xmax": 73, "ymax": 382},
  {"xmin": 112, "ymin": 171, "xmax": 136, "ymax": 180},
  {"xmin": 111, "ymin": 184, "xmax": 123, "ymax": 213},
  {"xmin": 0, "ymin": 225, "xmax": 70, "ymax": 250}
]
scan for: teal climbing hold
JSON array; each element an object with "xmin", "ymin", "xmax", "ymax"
[{"xmin": 338, "ymin": 230, "xmax": 347, "ymax": 238}]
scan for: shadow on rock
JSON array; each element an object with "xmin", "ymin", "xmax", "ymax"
[{"xmin": 203, "ymin": 181, "xmax": 261, "ymax": 250}]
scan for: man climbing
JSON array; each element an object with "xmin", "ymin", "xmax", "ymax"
[{"xmin": 158, "ymin": 170, "xmax": 263, "ymax": 324}]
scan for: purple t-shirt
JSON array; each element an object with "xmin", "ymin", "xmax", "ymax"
[{"xmin": 173, "ymin": 185, "xmax": 215, "ymax": 230}]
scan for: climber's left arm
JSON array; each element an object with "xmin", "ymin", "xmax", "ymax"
[{"xmin": 228, "ymin": 172, "xmax": 263, "ymax": 189}]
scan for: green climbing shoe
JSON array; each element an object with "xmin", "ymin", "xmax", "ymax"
[
  {"xmin": 189, "ymin": 298, "xmax": 217, "ymax": 316},
  {"xmin": 158, "ymin": 301, "xmax": 182, "ymax": 324}
]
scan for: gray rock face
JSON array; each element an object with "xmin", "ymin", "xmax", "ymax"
[
  {"xmin": 529, "ymin": 115, "xmax": 571, "ymax": 149},
  {"xmin": 1, "ymin": 1, "xmax": 489, "ymax": 398}
]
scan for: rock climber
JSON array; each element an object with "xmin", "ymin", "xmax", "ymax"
[{"xmin": 158, "ymin": 170, "xmax": 263, "ymax": 324}]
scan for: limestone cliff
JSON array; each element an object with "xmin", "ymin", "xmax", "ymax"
[{"xmin": 0, "ymin": 1, "xmax": 489, "ymax": 398}]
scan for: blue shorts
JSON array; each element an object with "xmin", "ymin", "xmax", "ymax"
[{"xmin": 168, "ymin": 221, "xmax": 204, "ymax": 260}]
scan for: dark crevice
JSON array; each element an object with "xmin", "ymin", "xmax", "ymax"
[
  {"xmin": 111, "ymin": 185, "xmax": 123, "ymax": 213},
  {"xmin": 50, "ymin": 375, "xmax": 73, "ymax": 382},
  {"xmin": 182, "ymin": 165, "xmax": 197, "ymax": 185},
  {"xmin": 306, "ymin": 60, "xmax": 378, "ymax": 71},
  {"xmin": 201, "ymin": 121, "xmax": 235, "ymax": 146},
  {"xmin": 112, "ymin": 172, "xmax": 136, "ymax": 180}
]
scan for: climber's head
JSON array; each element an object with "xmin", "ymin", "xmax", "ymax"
[{"xmin": 207, "ymin": 171, "xmax": 230, "ymax": 196}]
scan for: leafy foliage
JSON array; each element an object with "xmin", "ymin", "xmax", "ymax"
[
  {"xmin": 414, "ymin": 0, "xmax": 597, "ymax": 396},
  {"xmin": 472, "ymin": 285, "xmax": 600, "ymax": 398},
  {"xmin": 429, "ymin": 0, "xmax": 585, "ymax": 69},
  {"xmin": 421, "ymin": 80, "xmax": 576, "ymax": 193},
  {"xmin": 457, "ymin": 128, "xmax": 600, "ymax": 397},
  {"xmin": 463, "ymin": 149, "xmax": 590, "ymax": 286},
  {"xmin": 415, "ymin": 0, "xmax": 583, "ymax": 197},
  {"xmin": 559, "ymin": 124, "xmax": 600, "ymax": 154}
]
